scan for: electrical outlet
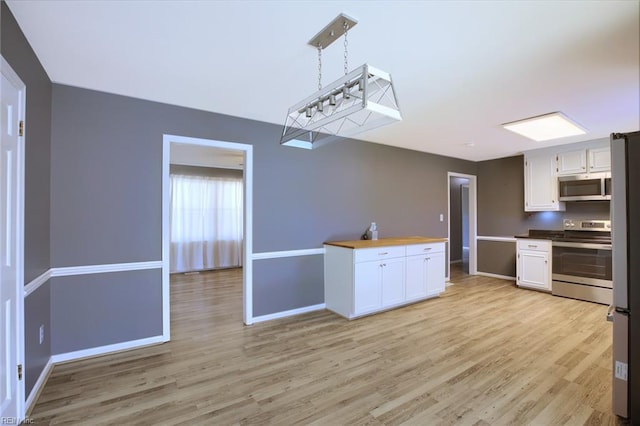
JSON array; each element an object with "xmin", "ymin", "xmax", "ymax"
[
  {"xmin": 39, "ymin": 325, "xmax": 45, "ymax": 345},
  {"xmin": 615, "ymin": 361, "xmax": 628, "ymax": 381},
  {"xmin": 439, "ymin": 214, "xmax": 444, "ymax": 222}
]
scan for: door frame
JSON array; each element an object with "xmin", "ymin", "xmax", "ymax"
[
  {"xmin": 447, "ymin": 172, "xmax": 477, "ymax": 279},
  {"xmin": 162, "ymin": 134, "xmax": 254, "ymax": 338},
  {"xmin": 1, "ymin": 56, "xmax": 26, "ymax": 422}
]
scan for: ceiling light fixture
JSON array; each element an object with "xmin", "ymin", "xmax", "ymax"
[
  {"xmin": 502, "ymin": 112, "xmax": 586, "ymax": 142},
  {"xmin": 280, "ymin": 13, "xmax": 402, "ymax": 149}
]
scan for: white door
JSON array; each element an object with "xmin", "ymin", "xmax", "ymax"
[{"xmin": 0, "ymin": 57, "xmax": 25, "ymax": 422}]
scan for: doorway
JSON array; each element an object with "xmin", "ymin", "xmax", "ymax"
[
  {"xmin": 1, "ymin": 56, "xmax": 26, "ymax": 421},
  {"xmin": 162, "ymin": 135, "xmax": 254, "ymax": 340},
  {"xmin": 447, "ymin": 172, "xmax": 477, "ymax": 280}
]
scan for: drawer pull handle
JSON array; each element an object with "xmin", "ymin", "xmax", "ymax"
[
  {"xmin": 423, "ymin": 248, "xmax": 432, "ymax": 251},
  {"xmin": 379, "ymin": 252, "xmax": 388, "ymax": 255},
  {"xmin": 528, "ymin": 245, "xmax": 537, "ymax": 248}
]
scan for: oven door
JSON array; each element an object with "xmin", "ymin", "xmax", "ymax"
[{"xmin": 552, "ymin": 242, "xmax": 612, "ymax": 288}]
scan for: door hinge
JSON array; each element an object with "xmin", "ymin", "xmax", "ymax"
[
  {"xmin": 18, "ymin": 364, "xmax": 23, "ymax": 380},
  {"xmin": 19, "ymin": 120, "xmax": 24, "ymax": 137}
]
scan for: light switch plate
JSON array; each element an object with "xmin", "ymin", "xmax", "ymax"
[{"xmin": 615, "ymin": 361, "xmax": 628, "ymax": 381}]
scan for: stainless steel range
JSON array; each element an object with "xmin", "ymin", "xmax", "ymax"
[{"xmin": 552, "ymin": 219, "xmax": 612, "ymax": 305}]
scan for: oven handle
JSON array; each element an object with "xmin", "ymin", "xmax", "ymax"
[{"xmin": 552, "ymin": 241, "xmax": 612, "ymax": 250}]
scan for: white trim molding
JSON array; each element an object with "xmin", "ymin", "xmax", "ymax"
[
  {"xmin": 24, "ymin": 270, "xmax": 52, "ymax": 297},
  {"xmin": 252, "ymin": 248, "xmax": 325, "ymax": 260},
  {"xmin": 252, "ymin": 303, "xmax": 326, "ymax": 323},
  {"xmin": 24, "ymin": 261, "xmax": 163, "ymax": 298},
  {"xmin": 25, "ymin": 358, "xmax": 53, "ymax": 413},
  {"xmin": 163, "ymin": 135, "xmax": 254, "ymax": 329},
  {"xmin": 50, "ymin": 335, "xmax": 165, "ymax": 365},
  {"xmin": 26, "ymin": 335, "xmax": 165, "ymax": 412},
  {"xmin": 51, "ymin": 260, "xmax": 162, "ymax": 277},
  {"xmin": 447, "ymin": 172, "xmax": 478, "ymax": 280},
  {"xmin": 476, "ymin": 236, "xmax": 517, "ymax": 242}
]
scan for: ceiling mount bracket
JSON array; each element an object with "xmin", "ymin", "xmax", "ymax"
[{"xmin": 308, "ymin": 13, "xmax": 358, "ymax": 48}]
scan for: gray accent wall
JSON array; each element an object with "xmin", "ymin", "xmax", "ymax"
[
  {"xmin": 51, "ymin": 83, "xmax": 478, "ymax": 327},
  {"xmin": 476, "ymin": 154, "xmax": 610, "ymax": 276},
  {"xmin": 2, "ymin": 2, "xmax": 53, "ymax": 397},
  {"xmin": 24, "ymin": 281, "xmax": 51, "ymax": 396},
  {"xmin": 477, "ymin": 155, "xmax": 610, "ymax": 236},
  {"xmin": 50, "ymin": 269, "xmax": 162, "ymax": 354},
  {"xmin": 253, "ymin": 255, "xmax": 324, "ymax": 317},
  {"xmin": 477, "ymin": 240, "xmax": 516, "ymax": 278}
]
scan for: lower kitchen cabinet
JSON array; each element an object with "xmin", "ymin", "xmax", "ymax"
[
  {"xmin": 516, "ymin": 239, "xmax": 551, "ymax": 291},
  {"xmin": 406, "ymin": 250, "xmax": 445, "ymax": 301},
  {"xmin": 325, "ymin": 241, "xmax": 446, "ymax": 319}
]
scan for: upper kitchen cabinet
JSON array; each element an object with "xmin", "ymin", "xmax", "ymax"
[
  {"xmin": 557, "ymin": 146, "xmax": 611, "ymax": 175},
  {"xmin": 588, "ymin": 146, "xmax": 611, "ymax": 173},
  {"xmin": 557, "ymin": 149, "xmax": 587, "ymax": 175},
  {"xmin": 524, "ymin": 153, "xmax": 566, "ymax": 211}
]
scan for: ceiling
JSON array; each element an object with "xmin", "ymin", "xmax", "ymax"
[{"xmin": 6, "ymin": 1, "xmax": 639, "ymax": 161}]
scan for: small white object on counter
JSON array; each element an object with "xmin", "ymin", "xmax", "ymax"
[{"xmin": 367, "ymin": 222, "xmax": 378, "ymax": 240}]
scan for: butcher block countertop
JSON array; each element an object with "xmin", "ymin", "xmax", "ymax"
[{"xmin": 324, "ymin": 236, "xmax": 447, "ymax": 249}]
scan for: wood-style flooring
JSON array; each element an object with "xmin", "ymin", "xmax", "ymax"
[{"xmin": 29, "ymin": 266, "xmax": 621, "ymax": 425}]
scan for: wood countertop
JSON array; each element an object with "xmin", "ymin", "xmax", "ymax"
[{"xmin": 324, "ymin": 236, "xmax": 447, "ymax": 249}]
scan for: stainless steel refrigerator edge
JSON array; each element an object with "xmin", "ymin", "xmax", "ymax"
[{"xmin": 611, "ymin": 131, "xmax": 640, "ymax": 420}]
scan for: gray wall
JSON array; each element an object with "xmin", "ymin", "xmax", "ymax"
[
  {"xmin": 2, "ymin": 2, "xmax": 52, "ymax": 396},
  {"xmin": 50, "ymin": 83, "xmax": 477, "ymax": 343},
  {"xmin": 23, "ymin": 282, "xmax": 51, "ymax": 395},
  {"xmin": 477, "ymin": 155, "xmax": 610, "ymax": 236},
  {"xmin": 476, "ymin": 154, "xmax": 610, "ymax": 276},
  {"xmin": 50, "ymin": 270, "xmax": 162, "ymax": 354}
]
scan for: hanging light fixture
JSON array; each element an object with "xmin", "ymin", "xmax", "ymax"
[{"xmin": 280, "ymin": 13, "xmax": 402, "ymax": 149}]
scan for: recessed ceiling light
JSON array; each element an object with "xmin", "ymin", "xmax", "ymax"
[{"xmin": 502, "ymin": 112, "xmax": 586, "ymax": 141}]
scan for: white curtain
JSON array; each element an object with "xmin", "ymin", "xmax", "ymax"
[{"xmin": 170, "ymin": 174, "xmax": 243, "ymax": 273}]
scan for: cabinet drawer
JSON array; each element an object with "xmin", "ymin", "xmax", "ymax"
[
  {"xmin": 517, "ymin": 239, "xmax": 551, "ymax": 252},
  {"xmin": 354, "ymin": 246, "xmax": 405, "ymax": 263},
  {"xmin": 406, "ymin": 242, "xmax": 444, "ymax": 256}
]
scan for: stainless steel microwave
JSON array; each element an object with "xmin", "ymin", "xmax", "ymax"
[{"xmin": 558, "ymin": 173, "xmax": 611, "ymax": 201}]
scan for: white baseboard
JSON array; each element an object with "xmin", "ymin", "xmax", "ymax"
[
  {"xmin": 25, "ymin": 335, "xmax": 165, "ymax": 412},
  {"xmin": 50, "ymin": 335, "xmax": 165, "ymax": 364},
  {"xmin": 25, "ymin": 358, "xmax": 54, "ymax": 414},
  {"xmin": 476, "ymin": 271, "xmax": 516, "ymax": 281},
  {"xmin": 252, "ymin": 303, "xmax": 326, "ymax": 323}
]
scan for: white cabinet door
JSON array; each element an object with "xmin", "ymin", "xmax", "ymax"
[
  {"xmin": 426, "ymin": 251, "xmax": 446, "ymax": 295},
  {"xmin": 517, "ymin": 250, "xmax": 550, "ymax": 291},
  {"xmin": 354, "ymin": 261, "xmax": 382, "ymax": 315},
  {"xmin": 524, "ymin": 154, "xmax": 565, "ymax": 211},
  {"xmin": 557, "ymin": 149, "xmax": 587, "ymax": 175},
  {"xmin": 406, "ymin": 248, "xmax": 446, "ymax": 301},
  {"xmin": 381, "ymin": 257, "xmax": 405, "ymax": 307},
  {"xmin": 405, "ymin": 255, "xmax": 428, "ymax": 301},
  {"xmin": 588, "ymin": 146, "xmax": 611, "ymax": 173}
]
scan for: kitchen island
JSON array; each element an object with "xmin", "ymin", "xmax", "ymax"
[{"xmin": 324, "ymin": 237, "xmax": 446, "ymax": 319}]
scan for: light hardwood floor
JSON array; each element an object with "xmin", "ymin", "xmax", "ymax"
[{"xmin": 29, "ymin": 266, "xmax": 622, "ymax": 425}]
